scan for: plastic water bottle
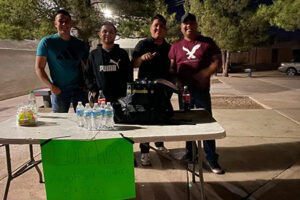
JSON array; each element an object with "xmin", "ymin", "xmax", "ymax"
[
  {"xmin": 28, "ymin": 90, "xmax": 38, "ymax": 114},
  {"xmin": 98, "ymin": 90, "xmax": 106, "ymax": 105},
  {"xmin": 84, "ymin": 103, "xmax": 92, "ymax": 130},
  {"xmin": 76, "ymin": 101, "xmax": 84, "ymax": 127},
  {"xmin": 182, "ymin": 86, "xmax": 191, "ymax": 112},
  {"xmin": 90, "ymin": 105, "xmax": 97, "ymax": 131},
  {"xmin": 105, "ymin": 102, "xmax": 114, "ymax": 129},
  {"xmin": 93, "ymin": 103, "xmax": 101, "ymax": 130},
  {"xmin": 99, "ymin": 101, "xmax": 106, "ymax": 129}
]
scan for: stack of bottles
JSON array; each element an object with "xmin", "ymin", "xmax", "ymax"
[{"xmin": 76, "ymin": 90, "xmax": 115, "ymax": 131}]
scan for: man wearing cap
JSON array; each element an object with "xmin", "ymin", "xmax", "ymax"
[
  {"xmin": 132, "ymin": 14, "xmax": 171, "ymax": 166},
  {"xmin": 168, "ymin": 13, "xmax": 224, "ymax": 174}
]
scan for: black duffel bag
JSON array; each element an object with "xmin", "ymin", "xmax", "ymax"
[{"xmin": 113, "ymin": 78, "xmax": 178, "ymax": 124}]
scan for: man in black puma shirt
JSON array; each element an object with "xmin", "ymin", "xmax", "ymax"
[{"xmin": 85, "ymin": 21, "xmax": 133, "ymax": 103}]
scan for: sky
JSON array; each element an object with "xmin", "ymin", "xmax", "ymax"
[{"xmin": 165, "ymin": 0, "xmax": 185, "ymax": 20}]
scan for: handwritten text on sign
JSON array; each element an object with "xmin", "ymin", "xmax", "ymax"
[{"xmin": 41, "ymin": 139, "xmax": 135, "ymax": 200}]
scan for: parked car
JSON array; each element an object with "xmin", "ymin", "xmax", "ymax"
[{"xmin": 278, "ymin": 60, "xmax": 300, "ymax": 76}]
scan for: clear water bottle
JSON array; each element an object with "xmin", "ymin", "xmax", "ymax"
[
  {"xmin": 182, "ymin": 86, "xmax": 191, "ymax": 112},
  {"xmin": 105, "ymin": 102, "xmax": 114, "ymax": 129},
  {"xmin": 99, "ymin": 101, "xmax": 106, "ymax": 129},
  {"xmin": 76, "ymin": 101, "xmax": 85, "ymax": 127},
  {"xmin": 93, "ymin": 103, "xmax": 101, "ymax": 130},
  {"xmin": 28, "ymin": 90, "xmax": 38, "ymax": 114},
  {"xmin": 83, "ymin": 103, "xmax": 92, "ymax": 130},
  {"xmin": 98, "ymin": 90, "xmax": 106, "ymax": 105},
  {"xmin": 90, "ymin": 105, "xmax": 97, "ymax": 131}
]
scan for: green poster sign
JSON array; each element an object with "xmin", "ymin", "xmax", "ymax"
[{"xmin": 40, "ymin": 139, "xmax": 135, "ymax": 200}]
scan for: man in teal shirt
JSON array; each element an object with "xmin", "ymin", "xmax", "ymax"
[{"xmin": 35, "ymin": 9, "xmax": 89, "ymax": 112}]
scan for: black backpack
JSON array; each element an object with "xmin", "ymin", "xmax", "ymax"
[{"xmin": 113, "ymin": 78, "xmax": 178, "ymax": 125}]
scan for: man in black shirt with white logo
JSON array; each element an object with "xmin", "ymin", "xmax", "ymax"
[{"xmin": 85, "ymin": 21, "xmax": 133, "ymax": 103}]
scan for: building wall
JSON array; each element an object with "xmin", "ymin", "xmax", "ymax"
[
  {"xmin": 278, "ymin": 48, "xmax": 293, "ymax": 63},
  {"xmin": 230, "ymin": 52, "xmax": 249, "ymax": 64},
  {"xmin": 229, "ymin": 40, "xmax": 299, "ymax": 70}
]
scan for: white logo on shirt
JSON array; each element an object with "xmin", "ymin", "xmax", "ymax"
[
  {"xmin": 109, "ymin": 59, "xmax": 120, "ymax": 69},
  {"xmin": 182, "ymin": 44, "xmax": 201, "ymax": 59},
  {"xmin": 99, "ymin": 59, "xmax": 120, "ymax": 72}
]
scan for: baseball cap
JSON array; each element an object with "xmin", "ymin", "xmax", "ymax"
[{"xmin": 181, "ymin": 13, "xmax": 196, "ymax": 24}]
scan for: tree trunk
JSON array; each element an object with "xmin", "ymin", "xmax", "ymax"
[{"xmin": 222, "ymin": 50, "xmax": 230, "ymax": 77}]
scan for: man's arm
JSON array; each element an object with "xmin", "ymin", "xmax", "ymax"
[
  {"xmin": 169, "ymin": 59, "xmax": 177, "ymax": 81},
  {"xmin": 35, "ymin": 56, "xmax": 61, "ymax": 95},
  {"xmin": 198, "ymin": 54, "xmax": 221, "ymax": 78},
  {"xmin": 170, "ymin": 59, "xmax": 183, "ymax": 91},
  {"xmin": 132, "ymin": 52, "xmax": 157, "ymax": 68}
]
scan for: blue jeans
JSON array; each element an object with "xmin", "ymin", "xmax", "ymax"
[
  {"xmin": 51, "ymin": 89, "xmax": 88, "ymax": 113},
  {"xmin": 186, "ymin": 90, "xmax": 219, "ymax": 162}
]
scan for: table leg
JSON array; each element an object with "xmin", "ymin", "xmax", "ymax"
[
  {"xmin": 4, "ymin": 145, "xmax": 12, "ymax": 200},
  {"xmin": 197, "ymin": 140, "xmax": 205, "ymax": 200},
  {"xmin": 192, "ymin": 141, "xmax": 197, "ymax": 183},
  {"xmin": 3, "ymin": 144, "xmax": 43, "ymax": 200},
  {"xmin": 29, "ymin": 144, "xmax": 44, "ymax": 183}
]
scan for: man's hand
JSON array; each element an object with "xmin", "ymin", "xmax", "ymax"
[
  {"xmin": 50, "ymin": 84, "xmax": 61, "ymax": 95},
  {"xmin": 133, "ymin": 52, "xmax": 157, "ymax": 68},
  {"xmin": 92, "ymin": 91, "xmax": 97, "ymax": 98},
  {"xmin": 141, "ymin": 52, "xmax": 157, "ymax": 61},
  {"xmin": 175, "ymin": 80, "xmax": 184, "ymax": 93}
]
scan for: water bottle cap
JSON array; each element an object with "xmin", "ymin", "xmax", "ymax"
[{"xmin": 29, "ymin": 90, "xmax": 34, "ymax": 94}]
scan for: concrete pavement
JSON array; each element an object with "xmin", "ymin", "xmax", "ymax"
[
  {"xmin": 216, "ymin": 70, "xmax": 300, "ymax": 124},
  {"xmin": 1, "ymin": 70, "xmax": 300, "ymax": 200}
]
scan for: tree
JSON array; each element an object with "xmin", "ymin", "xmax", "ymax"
[
  {"xmin": 0, "ymin": 0, "xmax": 40, "ymax": 40},
  {"xmin": 0, "ymin": 0, "xmax": 102, "ymax": 43},
  {"xmin": 186, "ymin": 0, "xmax": 270, "ymax": 77},
  {"xmin": 257, "ymin": 0, "xmax": 300, "ymax": 31},
  {"xmin": 0, "ymin": 0, "xmax": 178, "ymax": 43},
  {"xmin": 115, "ymin": 0, "xmax": 179, "ymax": 43}
]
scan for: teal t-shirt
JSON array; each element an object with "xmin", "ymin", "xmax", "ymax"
[{"xmin": 37, "ymin": 33, "xmax": 89, "ymax": 91}]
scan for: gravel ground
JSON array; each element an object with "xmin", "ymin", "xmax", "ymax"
[{"xmin": 211, "ymin": 96, "xmax": 264, "ymax": 109}]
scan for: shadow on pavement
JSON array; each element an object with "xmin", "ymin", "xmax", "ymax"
[
  {"xmin": 133, "ymin": 141, "xmax": 300, "ymax": 172},
  {"xmin": 132, "ymin": 179, "xmax": 300, "ymax": 200}
]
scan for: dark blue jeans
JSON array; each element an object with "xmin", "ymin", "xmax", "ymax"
[
  {"xmin": 187, "ymin": 90, "xmax": 219, "ymax": 162},
  {"xmin": 51, "ymin": 88, "xmax": 88, "ymax": 113}
]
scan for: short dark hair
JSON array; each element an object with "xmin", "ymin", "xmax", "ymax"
[
  {"xmin": 100, "ymin": 21, "xmax": 117, "ymax": 33},
  {"xmin": 152, "ymin": 14, "xmax": 167, "ymax": 25},
  {"xmin": 56, "ymin": 9, "xmax": 71, "ymax": 19}
]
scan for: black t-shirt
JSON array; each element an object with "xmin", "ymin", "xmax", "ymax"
[{"xmin": 132, "ymin": 37, "xmax": 171, "ymax": 81}]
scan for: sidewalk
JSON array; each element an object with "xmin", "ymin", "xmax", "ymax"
[{"xmin": 1, "ymin": 71, "xmax": 300, "ymax": 200}]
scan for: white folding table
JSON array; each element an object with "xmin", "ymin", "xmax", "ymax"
[{"xmin": 0, "ymin": 109, "xmax": 225, "ymax": 200}]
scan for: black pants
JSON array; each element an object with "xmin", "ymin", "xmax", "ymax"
[{"xmin": 140, "ymin": 142, "xmax": 164, "ymax": 153}]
